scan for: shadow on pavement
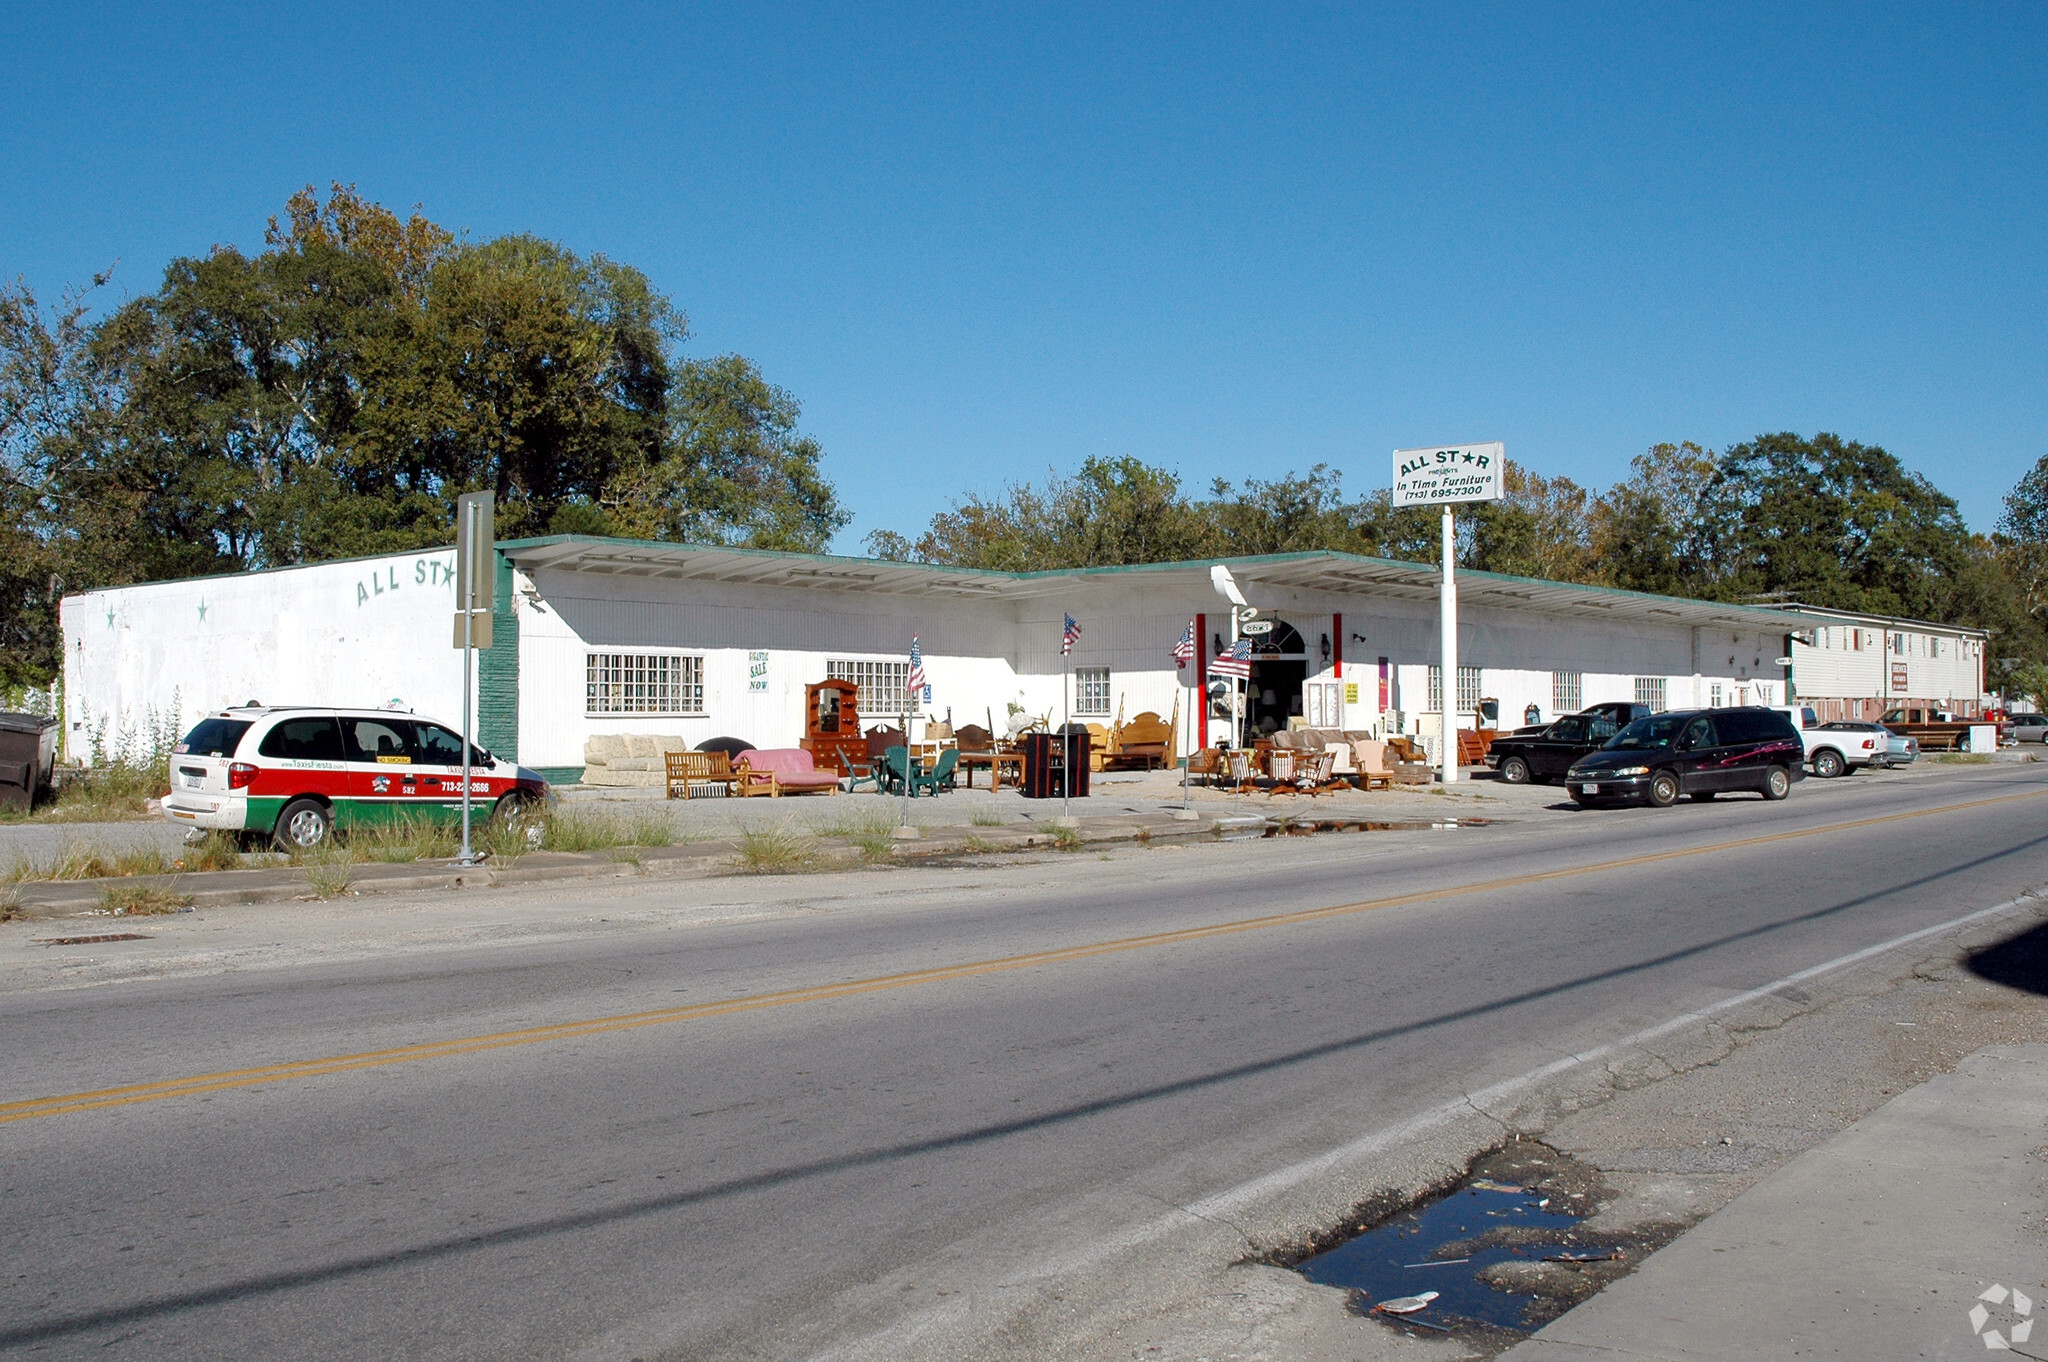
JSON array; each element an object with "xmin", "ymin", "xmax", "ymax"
[{"xmin": 1965, "ymin": 920, "xmax": 2048, "ymax": 996}]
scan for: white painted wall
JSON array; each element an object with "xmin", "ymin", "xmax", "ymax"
[
  {"xmin": 61, "ymin": 549, "xmax": 470, "ymax": 764},
  {"xmin": 1791, "ymin": 621, "xmax": 1986, "ymax": 705}
]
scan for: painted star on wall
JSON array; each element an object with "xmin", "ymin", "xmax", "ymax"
[{"xmin": 197, "ymin": 600, "xmax": 208, "ymax": 622}]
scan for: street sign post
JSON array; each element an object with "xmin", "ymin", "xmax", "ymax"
[
  {"xmin": 1391, "ymin": 444, "xmax": 1504, "ymax": 784},
  {"xmin": 453, "ymin": 492, "xmax": 494, "ymax": 867}
]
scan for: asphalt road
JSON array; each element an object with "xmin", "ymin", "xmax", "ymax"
[{"xmin": 5, "ymin": 765, "xmax": 2047, "ymax": 1360}]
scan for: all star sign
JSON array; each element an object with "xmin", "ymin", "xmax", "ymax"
[{"xmin": 1392, "ymin": 442, "xmax": 1505, "ymax": 506}]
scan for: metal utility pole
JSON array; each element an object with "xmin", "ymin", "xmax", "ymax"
[{"xmin": 453, "ymin": 491, "xmax": 494, "ymax": 867}]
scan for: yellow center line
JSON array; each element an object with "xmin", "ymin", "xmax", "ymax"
[{"xmin": 6, "ymin": 785, "xmax": 2043, "ymax": 1124}]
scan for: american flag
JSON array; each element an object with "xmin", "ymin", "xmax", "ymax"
[
  {"xmin": 1062, "ymin": 613, "xmax": 1082, "ymax": 656},
  {"xmin": 1171, "ymin": 617, "xmax": 1196, "ymax": 668},
  {"xmin": 1210, "ymin": 636, "xmax": 1253, "ymax": 679},
  {"xmin": 907, "ymin": 635, "xmax": 925, "ymax": 701}
]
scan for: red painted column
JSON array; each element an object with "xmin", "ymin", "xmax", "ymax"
[{"xmin": 1195, "ymin": 611, "xmax": 1208, "ymax": 749}]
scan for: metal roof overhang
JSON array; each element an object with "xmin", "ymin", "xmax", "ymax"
[{"xmin": 499, "ymin": 537, "xmax": 1815, "ymax": 631}]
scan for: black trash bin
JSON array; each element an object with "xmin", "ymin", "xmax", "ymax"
[
  {"xmin": 0, "ymin": 712, "xmax": 58, "ymax": 813},
  {"xmin": 1020, "ymin": 730, "xmax": 1090, "ymax": 799}
]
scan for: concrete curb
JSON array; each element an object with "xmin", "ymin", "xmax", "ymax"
[{"xmin": 3, "ymin": 810, "xmax": 1250, "ymax": 919}]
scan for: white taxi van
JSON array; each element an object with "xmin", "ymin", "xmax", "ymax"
[{"xmin": 162, "ymin": 706, "xmax": 550, "ymax": 848}]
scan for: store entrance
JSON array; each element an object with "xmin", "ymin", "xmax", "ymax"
[{"xmin": 1245, "ymin": 620, "xmax": 1309, "ymax": 737}]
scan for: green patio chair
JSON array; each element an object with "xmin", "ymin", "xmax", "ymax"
[
  {"xmin": 878, "ymin": 745, "xmax": 913, "ymax": 796},
  {"xmin": 910, "ymin": 748, "xmax": 958, "ymax": 797}
]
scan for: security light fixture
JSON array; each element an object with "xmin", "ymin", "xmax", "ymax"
[
  {"xmin": 1320, "ymin": 633, "xmax": 1331, "ymax": 661},
  {"xmin": 1210, "ymin": 564, "xmax": 1247, "ymax": 607}
]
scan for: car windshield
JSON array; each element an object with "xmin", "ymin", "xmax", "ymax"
[{"xmin": 1604, "ymin": 714, "xmax": 1689, "ymax": 750}]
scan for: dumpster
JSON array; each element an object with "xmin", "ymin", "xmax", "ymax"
[{"xmin": 0, "ymin": 712, "xmax": 58, "ymax": 813}]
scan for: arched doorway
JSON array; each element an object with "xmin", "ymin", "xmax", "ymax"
[{"xmin": 1246, "ymin": 620, "xmax": 1308, "ymax": 737}]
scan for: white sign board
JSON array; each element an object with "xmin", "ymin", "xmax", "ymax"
[{"xmin": 1392, "ymin": 443, "xmax": 1505, "ymax": 507}]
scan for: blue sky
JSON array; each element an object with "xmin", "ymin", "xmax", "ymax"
[{"xmin": 4, "ymin": 3, "xmax": 2044, "ymax": 543}]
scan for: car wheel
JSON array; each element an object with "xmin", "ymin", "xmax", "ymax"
[
  {"xmin": 1689, "ymin": 791, "xmax": 1717, "ymax": 802},
  {"xmin": 1648, "ymin": 771, "xmax": 1680, "ymax": 807},
  {"xmin": 1762, "ymin": 765, "xmax": 1792, "ymax": 801},
  {"xmin": 1812, "ymin": 748, "xmax": 1845, "ymax": 779},
  {"xmin": 274, "ymin": 798, "xmax": 333, "ymax": 850},
  {"xmin": 1500, "ymin": 756, "xmax": 1531, "ymax": 784}
]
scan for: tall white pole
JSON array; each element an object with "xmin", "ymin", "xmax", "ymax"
[
  {"xmin": 1440, "ymin": 504, "xmax": 1458, "ymax": 785},
  {"xmin": 1229, "ymin": 607, "xmax": 1243, "ymax": 748},
  {"xmin": 459, "ymin": 499, "xmax": 477, "ymax": 861},
  {"xmin": 1061, "ymin": 647, "xmax": 1071, "ymax": 818}
]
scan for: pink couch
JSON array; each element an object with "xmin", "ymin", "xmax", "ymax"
[{"xmin": 734, "ymin": 748, "xmax": 842, "ymax": 797}]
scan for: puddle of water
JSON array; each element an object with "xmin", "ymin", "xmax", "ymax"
[
  {"xmin": 1297, "ymin": 1180, "xmax": 1584, "ymax": 1332},
  {"xmin": 1265, "ymin": 817, "xmax": 1493, "ymax": 836}
]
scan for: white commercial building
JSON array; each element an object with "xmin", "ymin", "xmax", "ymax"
[
  {"xmin": 1783, "ymin": 605, "xmax": 1991, "ymax": 721},
  {"xmin": 65, "ymin": 538, "xmax": 1835, "ymax": 779}
]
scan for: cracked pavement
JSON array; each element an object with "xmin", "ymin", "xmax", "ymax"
[{"xmin": 2, "ymin": 764, "xmax": 2046, "ymax": 1359}]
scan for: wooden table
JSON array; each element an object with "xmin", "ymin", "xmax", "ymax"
[{"xmin": 957, "ymin": 750, "xmax": 1025, "ymax": 791}]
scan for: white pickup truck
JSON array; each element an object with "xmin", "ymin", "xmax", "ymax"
[{"xmin": 1767, "ymin": 704, "xmax": 1882, "ymax": 778}]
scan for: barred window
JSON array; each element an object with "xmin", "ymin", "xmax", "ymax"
[
  {"xmin": 1633, "ymin": 676, "xmax": 1668, "ymax": 711},
  {"xmin": 1075, "ymin": 667, "xmax": 1111, "ymax": 716},
  {"xmin": 587, "ymin": 652, "xmax": 703, "ymax": 715},
  {"xmin": 827, "ymin": 659, "xmax": 910, "ymax": 716},
  {"xmin": 1552, "ymin": 671, "xmax": 1583, "ymax": 714},
  {"xmin": 1426, "ymin": 666, "xmax": 1483, "ymax": 715}
]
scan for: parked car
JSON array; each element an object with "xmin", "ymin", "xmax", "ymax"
[
  {"xmin": 1565, "ymin": 707, "xmax": 1806, "ymax": 807},
  {"xmin": 2004, "ymin": 712, "xmax": 2048, "ymax": 744},
  {"xmin": 1506, "ymin": 700, "xmax": 1649, "ymax": 738},
  {"xmin": 1487, "ymin": 710, "xmax": 1624, "ymax": 783},
  {"xmin": 1821, "ymin": 720, "xmax": 1918, "ymax": 768},
  {"xmin": 1764, "ymin": 704, "xmax": 1879, "ymax": 778},
  {"xmin": 162, "ymin": 706, "xmax": 550, "ymax": 848}
]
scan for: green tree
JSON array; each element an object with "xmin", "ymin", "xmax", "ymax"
[
  {"xmin": 1697, "ymin": 431, "xmax": 1969, "ymax": 617},
  {"xmin": 1587, "ymin": 441, "xmax": 1721, "ymax": 596},
  {"xmin": 871, "ymin": 456, "xmax": 1209, "ymax": 569},
  {"xmin": 1465, "ymin": 460, "xmax": 1594, "ymax": 582}
]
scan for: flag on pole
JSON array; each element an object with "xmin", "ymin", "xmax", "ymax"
[
  {"xmin": 907, "ymin": 634, "xmax": 926, "ymax": 699},
  {"xmin": 1171, "ymin": 617, "xmax": 1196, "ymax": 668},
  {"xmin": 1062, "ymin": 613, "xmax": 1082, "ymax": 655},
  {"xmin": 1211, "ymin": 636, "xmax": 1253, "ymax": 679}
]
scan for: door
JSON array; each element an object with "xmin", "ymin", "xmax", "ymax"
[
  {"xmin": 1533, "ymin": 716, "xmax": 1589, "ymax": 777},
  {"xmin": 340, "ymin": 714, "xmax": 423, "ymax": 826},
  {"xmin": 1671, "ymin": 715, "xmax": 1724, "ymax": 792},
  {"xmin": 413, "ymin": 720, "xmax": 494, "ymax": 820}
]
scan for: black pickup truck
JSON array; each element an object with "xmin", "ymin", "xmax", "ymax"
[{"xmin": 1488, "ymin": 709, "xmax": 1630, "ymax": 783}]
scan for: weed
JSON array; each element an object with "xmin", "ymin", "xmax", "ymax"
[
  {"xmin": 100, "ymin": 882, "xmax": 193, "ymax": 916},
  {"xmin": 1932, "ymin": 753, "xmax": 1993, "ymax": 765},
  {"xmin": 1048, "ymin": 824, "xmax": 1083, "ymax": 851},
  {"xmin": 607, "ymin": 846, "xmax": 644, "ymax": 866},
  {"xmin": 0, "ymin": 884, "xmax": 20, "ymax": 921},
  {"xmin": 969, "ymin": 808, "xmax": 1006, "ymax": 827},
  {"xmin": 301, "ymin": 845, "xmax": 355, "ymax": 899},
  {"xmin": 4, "ymin": 841, "xmax": 175, "ymax": 883},
  {"xmin": 625, "ymin": 813, "xmax": 676, "ymax": 847},
  {"xmin": 961, "ymin": 833, "xmax": 995, "ymax": 852},
  {"xmin": 170, "ymin": 832, "xmax": 244, "ymax": 873},
  {"xmin": 352, "ymin": 814, "xmax": 459, "ymax": 864},
  {"xmin": 823, "ymin": 806, "xmax": 899, "ymax": 861},
  {"xmin": 733, "ymin": 824, "xmax": 820, "ymax": 874},
  {"xmin": 477, "ymin": 816, "xmax": 532, "ymax": 863}
]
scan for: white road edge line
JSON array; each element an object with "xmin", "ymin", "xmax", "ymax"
[{"xmin": 809, "ymin": 888, "xmax": 2045, "ymax": 1360}]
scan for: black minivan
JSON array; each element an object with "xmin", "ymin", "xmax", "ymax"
[{"xmin": 1565, "ymin": 708, "xmax": 1806, "ymax": 807}]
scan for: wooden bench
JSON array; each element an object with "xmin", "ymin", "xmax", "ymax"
[{"xmin": 665, "ymin": 750, "xmax": 739, "ymax": 799}]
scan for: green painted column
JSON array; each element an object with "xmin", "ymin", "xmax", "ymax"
[{"xmin": 478, "ymin": 550, "xmax": 519, "ymax": 761}]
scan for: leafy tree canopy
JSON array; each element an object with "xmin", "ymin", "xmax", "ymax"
[{"xmin": 1, "ymin": 184, "xmax": 848, "ymax": 684}]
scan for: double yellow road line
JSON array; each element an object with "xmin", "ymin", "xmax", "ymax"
[{"xmin": 6, "ymin": 786, "xmax": 2042, "ymax": 1126}]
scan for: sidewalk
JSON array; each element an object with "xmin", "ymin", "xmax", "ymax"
[{"xmin": 1503, "ymin": 1045, "xmax": 2048, "ymax": 1360}]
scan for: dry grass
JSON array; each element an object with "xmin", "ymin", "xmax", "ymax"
[
  {"xmin": 1048, "ymin": 824, "xmax": 1083, "ymax": 850},
  {"xmin": 4, "ymin": 841, "xmax": 176, "ymax": 883},
  {"xmin": 821, "ymin": 806, "xmax": 899, "ymax": 861},
  {"xmin": 733, "ymin": 823, "xmax": 821, "ymax": 874},
  {"xmin": 170, "ymin": 832, "xmax": 244, "ymax": 872},
  {"xmin": 352, "ymin": 814, "xmax": 460, "ymax": 863},
  {"xmin": 300, "ymin": 845, "xmax": 355, "ymax": 899},
  {"xmin": 969, "ymin": 808, "xmax": 1007, "ymax": 827},
  {"xmin": 99, "ymin": 882, "xmax": 193, "ymax": 916},
  {"xmin": 540, "ymin": 807, "xmax": 677, "ymax": 853}
]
